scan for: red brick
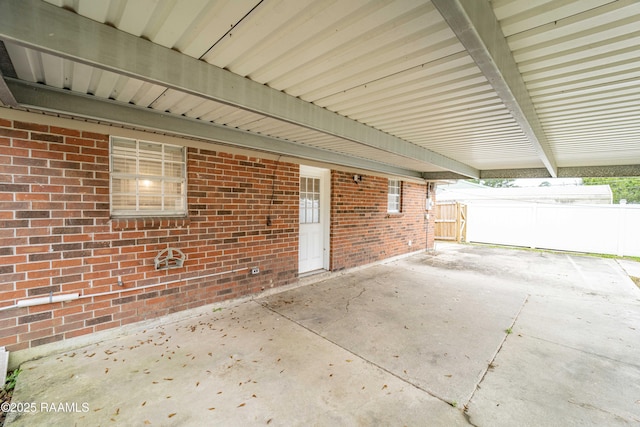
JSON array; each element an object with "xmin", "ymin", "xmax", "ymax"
[
  {"xmin": 16, "ymin": 193, "xmax": 50, "ymax": 201},
  {"xmin": 18, "ymin": 327, "xmax": 54, "ymax": 342},
  {"xmin": 16, "ymin": 260, "xmax": 50, "ymax": 271},
  {"xmin": 62, "ymin": 311, "xmax": 93, "ymax": 324},
  {"xmin": 14, "ymin": 279, "xmax": 50, "ymax": 292},
  {"xmin": 12, "ymin": 138, "xmax": 49, "ymax": 151},
  {"xmin": 29, "ymin": 316, "xmax": 63, "ymax": 331},
  {"xmin": 0, "ymin": 146, "xmax": 29, "ymax": 157},
  {"xmin": 0, "ymin": 335, "xmax": 18, "ymax": 347},
  {"xmin": 14, "ymin": 121, "xmax": 49, "ymax": 132},
  {"xmin": 59, "ymin": 283, "xmax": 87, "ymax": 293},
  {"xmin": 50, "ymin": 126, "xmax": 81, "ymax": 137},
  {"xmin": 0, "ymin": 255, "xmax": 27, "ymax": 265},
  {"xmin": 31, "ymin": 149, "xmax": 65, "ymax": 160},
  {"xmin": 0, "ymin": 290, "xmax": 27, "ymax": 301},
  {"xmin": 31, "ymin": 133, "xmax": 62, "ymax": 143},
  {"xmin": 53, "ymin": 305, "xmax": 84, "ymax": 317},
  {"xmin": 30, "ymin": 334, "xmax": 64, "ymax": 347},
  {"xmin": 0, "ymin": 318, "xmax": 16, "ymax": 329},
  {"xmin": 31, "ymin": 184, "xmax": 64, "ymax": 193},
  {"xmin": 0, "ymin": 128, "xmax": 28, "ymax": 138},
  {"xmin": 28, "ymin": 269, "xmax": 61, "ymax": 279},
  {"xmin": 81, "ymin": 131, "xmax": 108, "ymax": 141},
  {"xmin": 5, "ymin": 342, "xmax": 28, "ymax": 352},
  {"xmin": 52, "ymin": 259, "xmax": 83, "ymax": 269},
  {"xmin": 64, "ymin": 327, "xmax": 93, "ymax": 339},
  {"xmin": 95, "ymin": 320, "xmax": 121, "ymax": 331}
]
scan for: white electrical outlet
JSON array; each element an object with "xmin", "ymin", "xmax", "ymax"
[{"xmin": 251, "ymin": 267, "xmax": 260, "ymax": 275}]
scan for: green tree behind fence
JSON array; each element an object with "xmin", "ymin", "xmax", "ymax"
[
  {"xmin": 467, "ymin": 177, "xmax": 640, "ymax": 204},
  {"xmin": 583, "ymin": 177, "xmax": 640, "ymax": 204}
]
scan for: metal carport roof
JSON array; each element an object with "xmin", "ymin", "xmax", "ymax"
[{"xmin": 0, "ymin": 0, "xmax": 638, "ymax": 180}]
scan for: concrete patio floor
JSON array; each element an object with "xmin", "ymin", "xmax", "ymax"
[{"xmin": 5, "ymin": 243, "xmax": 640, "ymax": 426}]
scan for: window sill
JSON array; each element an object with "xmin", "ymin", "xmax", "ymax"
[
  {"xmin": 111, "ymin": 216, "xmax": 190, "ymax": 231},
  {"xmin": 386, "ymin": 212, "xmax": 404, "ymax": 218}
]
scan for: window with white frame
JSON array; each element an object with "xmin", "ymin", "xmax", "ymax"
[
  {"xmin": 388, "ymin": 179, "xmax": 401, "ymax": 213},
  {"xmin": 300, "ymin": 177, "xmax": 320, "ymax": 224},
  {"xmin": 110, "ymin": 136, "xmax": 186, "ymax": 217}
]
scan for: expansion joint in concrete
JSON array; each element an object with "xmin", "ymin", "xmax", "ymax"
[
  {"xmin": 463, "ymin": 294, "xmax": 530, "ymax": 415},
  {"xmin": 257, "ymin": 300, "xmax": 469, "ymax": 420}
]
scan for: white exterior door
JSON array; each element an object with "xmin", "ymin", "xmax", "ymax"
[{"xmin": 299, "ymin": 166, "xmax": 330, "ymax": 273}]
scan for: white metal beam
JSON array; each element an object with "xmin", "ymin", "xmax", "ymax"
[
  {"xmin": 0, "ymin": 0, "xmax": 479, "ymax": 179},
  {"xmin": 432, "ymin": 0, "xmax": 558, "ymax": 178},
  {"xmin": 6, "ymin": 78, "xmax": 423, "ymax": 179}
]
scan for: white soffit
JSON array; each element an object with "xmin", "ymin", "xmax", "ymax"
[
  {"xmin": 0, "ymin": 0, "xmax": 480, "ymax": 177},
  {"xmin": 493, "ymin": 0, "xmax": 640, "ymax": 168},
  {"xmin": 0, "ymin": 0, "xmax": 639, "ymax": 178}
]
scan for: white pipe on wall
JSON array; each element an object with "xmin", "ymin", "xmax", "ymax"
[
  {"xmin": 0, "ymin": 266, "xmax": 251, "ymax": 312},
  {"xmin": 16, "ymin": 293, "xmax": 80, "ymax": 308}
]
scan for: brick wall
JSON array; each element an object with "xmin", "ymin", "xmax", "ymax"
[
  {"xmin": 0, "ymin": 118, "xmax": 299, "ymax": 353},
  {"xmin": 330, "ymin": 171, "xmax": 434, "ymax": 270},
  {"xmin": 0, "ymin": 115, "xmax": 436, "ymax": 355}
]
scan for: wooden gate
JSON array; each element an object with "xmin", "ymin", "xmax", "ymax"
[{"xmin": 435, "ymin": 201, "xmax": 467, "ymax": 242}]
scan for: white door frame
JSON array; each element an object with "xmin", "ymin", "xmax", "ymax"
[{"xmin": 299, "ymin": 165, "xmax": 330, "ymax": 273}]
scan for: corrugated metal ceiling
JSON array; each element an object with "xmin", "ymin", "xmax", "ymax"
[
  {"xmin": 494, "ymin": 0, "xmax": 640, "ymax": 168},
  {"xmin": 0, "ymin": 0, "xmax": 638, "ymax": 178}
]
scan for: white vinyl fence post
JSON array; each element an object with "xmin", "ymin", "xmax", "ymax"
[
  {"xmin": 530, "ymin": 203, "xmax": 538, "ymax": 249},
  {"xmin": 616, "ymin": 204, "xmax": 626, "ymax": 257}
]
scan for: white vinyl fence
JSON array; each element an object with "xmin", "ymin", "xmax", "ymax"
[{"xmin": 466, "ymin": 202, "xmax": 640, "ymax": 257}]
